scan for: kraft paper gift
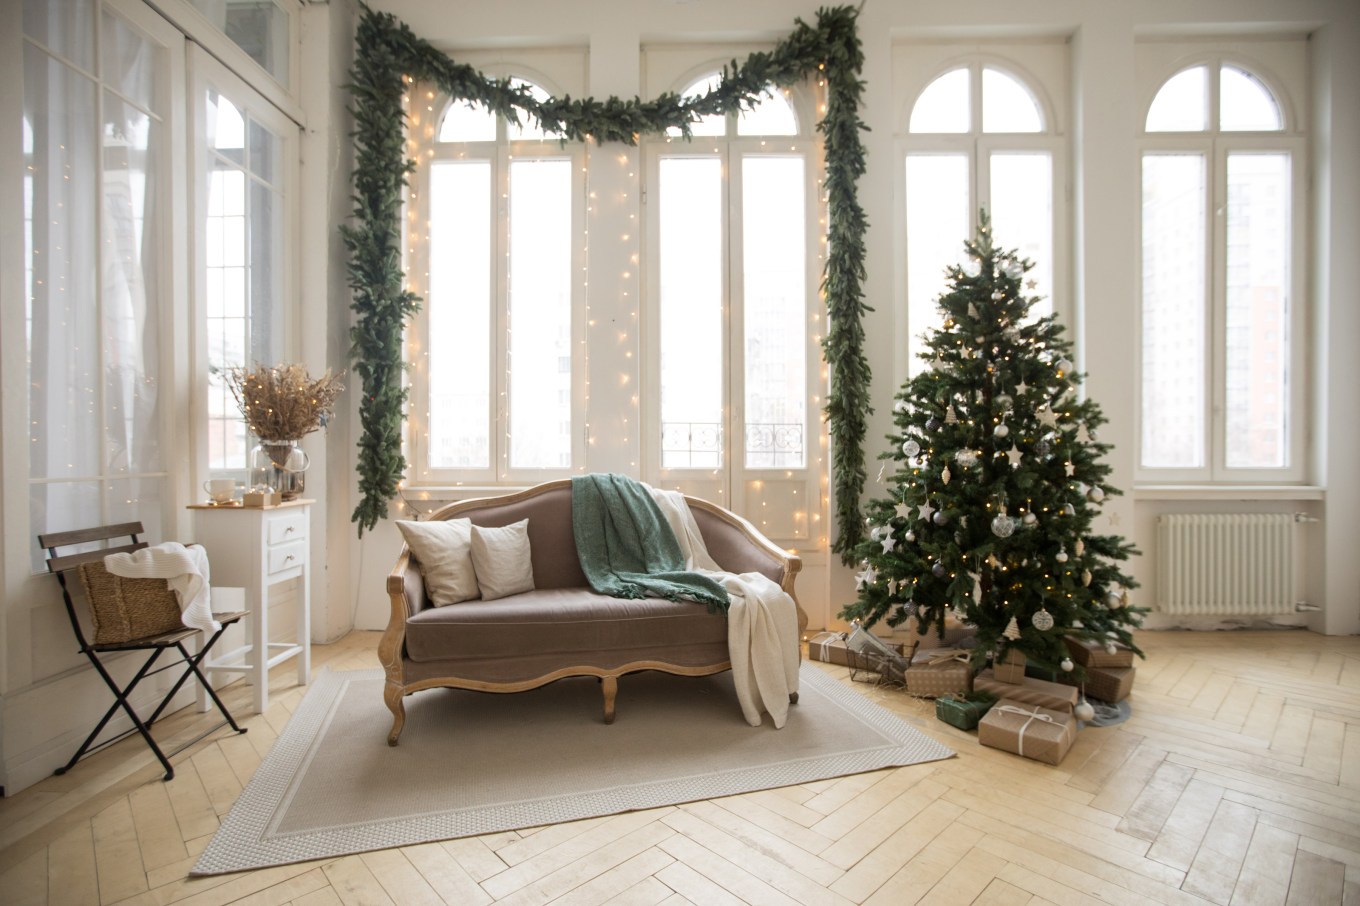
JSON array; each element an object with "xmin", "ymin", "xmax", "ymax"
[
  {"xmin": 974, "ymin": 670, "xmax": 1078, "ymax": 713},
  {"xmin": 978, "ymin": 698, "xmax": 1077, "ymax": 765}
]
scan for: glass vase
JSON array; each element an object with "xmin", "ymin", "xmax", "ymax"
[{"xmin": 250, "ymin": 439, "xmax": 310, "ymax": 501}]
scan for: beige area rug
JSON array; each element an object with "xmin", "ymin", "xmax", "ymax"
[{"xmin": 193, "ymin": 664, "xmax": 954, "ymax": 875}]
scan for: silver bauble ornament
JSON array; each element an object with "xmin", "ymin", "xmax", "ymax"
[
  {"xmin": 994, "ymin": 422, "xmax": 1010, "ymax": 438},
  {"xmin": 1031, "ymin": 609, "xmax": 1055, "ymax": 631},
  {"xmin": 1075, "ymin": 700, "xmax": 1096, "ymax": 721},
  {"xmin": 1060, "ymin": 657, "xmax": 1074, "ymax": 672},
  {"xmin": 902, "ymin": 439, "xmax": 921, "ymax": 457},
  {"xmin": 1003, "ymin": 259, "xmax": 1024, "ymax": 280},
  {"xmin": 991, "ymin": 513, "xmax": 1015, "ymax": 538},
  {"xmin": 962, "ymin": 257, "xmax": 982, "ymax": 278}
]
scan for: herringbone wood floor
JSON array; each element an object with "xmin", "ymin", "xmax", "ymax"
[{"xmin": 2, "ymin": 629, "xmax": 1357, "ymax": 905}]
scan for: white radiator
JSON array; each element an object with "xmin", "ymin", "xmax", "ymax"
[{"xmin": 1156, "ymin": 514, "xmax": 1297, "ymax": 615}]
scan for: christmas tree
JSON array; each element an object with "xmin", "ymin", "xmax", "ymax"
[{"xmin": 840, "ymin": 214, "xmax": 1144, "ymax": 675}]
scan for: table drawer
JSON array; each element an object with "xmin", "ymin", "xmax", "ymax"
[
  {"xmin": 266, "ymin": 511, "xmax": 308, "ymax": 546},
  {"xmin": 268, "ymin": 540, "xmax": 307, "ymax": 575}
]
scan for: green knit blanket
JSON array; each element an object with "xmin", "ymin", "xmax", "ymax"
[{"xmin": 570, "ymin": 473, "xmax": 730, "ymax": 613}]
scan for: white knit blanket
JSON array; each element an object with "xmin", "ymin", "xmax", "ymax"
[
  {"xmin": 650, "ymin": 489, "xmax": 801, "ymax": 728},
  {"xmin": 103, "ymin": 542, "xmax": 221, "ymax": 635}
]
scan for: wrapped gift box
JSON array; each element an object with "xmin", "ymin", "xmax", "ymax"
[
  {"xmin": 974, "ymin": 670, "xmax": 1077, "ymax": 713},
  {"xmin": 1063, "ymin": 635, "xmax": 1135, "ymax": 668},
  {"xmin": 992, "ymin": 648, "xmax": 1027, "ymax": 684},
  {"xmin": 808, "ymin": 632, "xmax": 907, "ymax": 668},
  {"xmin": 935, "ymin": 690, "xmax": 998, "ymax": 730},
  {"xmin": 978, "ymin": 698, "xmax": 1078, "ymax": 765},
  {"xmin": 898, "ymin": 613, "xmax": 976, "ymax": 649},
  {"xmin": 905, "ymin": 648, "xmax": 974, "ymax": 698},
  {"xmin": 1078, "ymin": 665, "xmax": 1135, "ymax": 703}
]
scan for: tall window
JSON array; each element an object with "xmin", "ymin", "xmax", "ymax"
[
  {"xmin": 644, "ymin": 71, "xmax": 819, "ymax": 539},
  {"xmin": 1138, "ymin": 56, "xmax": 1305, "ymax": 481},
  {"xmin": 195, "ymin": 49, "xmax": 292, "ymax": 477},
  {"xmin": 23, "ymin": 0, "xmax": 178, "ymax": 571},
  {"xmin": 902, "ymin": 58, "xmax": 1064, "ymax": 375},
  {"xmin": 407, "ymin": 76, "xmax": 584, "ymax": 483}
]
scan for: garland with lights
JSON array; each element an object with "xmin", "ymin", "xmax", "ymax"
[{"xmin": 344, "ymin": 4, "xmax": 871, "ymax": 549}]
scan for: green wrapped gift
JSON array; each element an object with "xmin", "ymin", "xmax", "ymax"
[{"xmin": 934, "ymin": 690, "xmax": 999, "ymax": 730}]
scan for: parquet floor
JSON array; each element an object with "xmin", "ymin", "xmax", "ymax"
[{"xmin": 2, "ymin": 629, "xmax": 1358, "ymax": 905}]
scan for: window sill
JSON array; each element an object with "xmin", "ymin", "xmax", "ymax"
[{"xmin": 1133, "ymin": 485, "xmax": 1324, "ymax": 502}]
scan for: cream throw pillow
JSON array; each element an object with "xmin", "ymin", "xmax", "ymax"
[
  {"xmin": 396, "ymin": 519, "xmax": 479, "ymax": 606},
  {"xmin": 470, "ymin": 519, "xmax": 535, "ymax": 600}
]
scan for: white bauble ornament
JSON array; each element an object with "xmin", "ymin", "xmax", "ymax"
[
  {"xmin": 905, "ymin": 530, "xmax": 916, "ymax": 542},
  {"xmin": 994, "ymin": 421, "xmax": 1010, "ymax": 438},
  {"xmin": 893, "ymin": 399, "xmax": 908, "ymax": 413},
  {"xmin": 1088, "ymin": 486, "xmax": 1105, "ymax": 503},
  {"xmin": 1032, "ymin": 609, "xmax": 1055, "ymax": 631},
  {"xmin": 1003, "ymin": 259, "xmax": 1024, "ymax": 280},
  {"xmin": 1056, "ymin": 358, "xmax": 1074, "ymax": 376},
  {"xmin": 1056, "ymin": 548, "xmax": 1069, "ymax": 563},
  {"xmin": 1060, "ymin": 657, "xmax": 1074, "ymax": 672},
  {"xmin": 1075, "ymin": 699, "xmax": 1096, "ymax": 721},
  {"xmin": 902, "ymin": 439, "xmax": 921, "ymax": 457},
  {"xmin": 1022, "ymin": 511, "xmax": 1038, "ymax": 525},
  {"xmin": 1105, "ymin": 643, "xmax": 1118, "ymax": 656},
  {"xmin": 991, "ymin": 512, "xmax": 1015, "ymax": 538},
  {"xmin": 962, "ymin": 257, "xmax": 981, "ymax": 278}
]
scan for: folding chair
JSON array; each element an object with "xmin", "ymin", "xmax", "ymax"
[{"xmin": 39, "ymin": 522, "xmax": 248, "ymax": 781}]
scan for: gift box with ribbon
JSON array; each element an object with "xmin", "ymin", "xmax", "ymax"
[
  {"xmin": 934, "ymin": 690, "xmax": 998, "ymax": 730},
  {"xmin": 974, "ymin": 669, "xmax": 1078, "ymax": 713},
  {"xmin": 905, "ymin": 647, "xmax": 974, "ymax": 698},
  {"xmin": 808, "ymin": 631, "xmax": 907, "ymax": 668},
  {"xmin": 991, "ymin": 648, "xmax": 1027, "ymax": 684},
  {"xmin": 978, "ymin": 698, "xmax": 1078, "ymax": 765}
]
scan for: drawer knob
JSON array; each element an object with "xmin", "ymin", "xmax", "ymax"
[
  {"xmin": 285, "ymin": 526, "xmax": 295, "ymax": 534},
  {"xmin": 285, "ymin": 554, "xmax": 295, "ymax": 563}
]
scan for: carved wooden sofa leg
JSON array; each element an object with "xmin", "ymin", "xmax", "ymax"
[
  {"xmin": 790, "ymin": 691, "xmax": 799, "ymax": 705},
  {"xmin": 385, "ymin": 683, "xmax": 407, "ymax": 746},
  {"xmin": 602, "ymin": 675, "xmax": 618, "ymax": 724}
]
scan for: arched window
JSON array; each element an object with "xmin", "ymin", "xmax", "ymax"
[
  {"xmin": 1138, "ymin": 56, "xmax": 1304, "ymax": 482},
  {"xmin": 643, "ymin": 66, "xmax": 819, "ymax": 544},
  {"xmin": 901, "ymin": 57, "xmax": 1063, "ymax": 376},
  {"xmin": 406, "ymin": 74, "xmax": 585, "ymax": 482}
]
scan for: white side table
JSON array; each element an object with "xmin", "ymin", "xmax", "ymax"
[{"xmin": 190, "ymin": 499, "xmax": 312, "ymax": 713}]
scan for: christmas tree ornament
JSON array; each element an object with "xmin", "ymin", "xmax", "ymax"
[
  {"xmin": 895, "ymin": 502, "xmax": 911, "ymax": 520},
  {"xmin": 1056, "ymin": 358, "xmax": 1074, "ymax": 377},
  {"xmin": 1088, "ymin": 486, "xmax": 1105, "ymax": 503},
  {"xmin": 992, "ymin": 290, "xmax": 1005, "ymax": 301},
  {"xmin": 1022, "ymin": 510, "xmax": 1037, "ymax": 525},
  {"xmin": 945, "ymin": 404, "xmax": 958, "ymax": 424},
  {"xmin": 1064, "ymin": 459, "xmax": 1075, "ymax": 476},
  {"xmin": 905, "ymin": 529, "xmax": 916, "ymax": 542},
  {"xmin": 994, "ymin": 421, "xmax": 1010, "ymax": 438},
  {"xmin": 1074, "ymin": 539, "xmax": 1085, "ymax": 555},
  {"xmin": 1015, "ymin": 380, "xmax": 1029, "ymax": 394},
  {"xmin": 967, "ymin": 302, "xmax": 980, "ymax": 318},
  {"xmin": 1003, "ymin": 616, "xmax": 1021, "ymax": 640},
  {"xmin": 918, "ymin": 499, "xmax": 936, "ymax": 522},
  {"xmin": 1006, "ymin": 444, "xmax": 1023, "ymax": 468},
  {"xmin": 971, "ymin": 572, "xmax": 982, "ymax": 604},
  {"xmin": 933, "ymin": 509, "xmax": 949, "ymax": 525},
  {"xmin": 991, "ymin": 508, "xmax": 1015, "ymax": 538},
  {"xmin": 1070, "ymin": 620, "xmax": 1084, "ymax": 629},
  {"xmin": 1075, "ymin": 696, "xmax": 1095, "ymax": 722},
  {"xmin": 1056, "ymin": 548, "xmax": 1068, "ymax": 563},
  {"xmin": 1032, "ymin": 608, "xmax": 1055, "ymax": 631},
  {"xmin": 855, "ymin": 565, "xmax": 877, "ymax": 589},
  {"xmin": 931, "ymin": 562, "xmax": 946, "ymax": 578},
  {"xmin": 1036, "ymin": 439, "xmax": 1051, "ymax": 456},
  {"xmin": 1089, "ymin": 428, "xmax": 1099, "ymax": 442},
  {"xmin": 925, "ymin": 417, "xmax": 941, "ymax": 431},
  {"xmin": 1060, "ymin": 657, "xmax": 1074, "ymax": 672},
  {"xmin": 1104, "ymin": 642, "xmax": 1118, "ymax": 656},
  {"xmin": 1003, "ymin": 259, "xmax": 1024, "ymax": 280},
  {"xmin": 955, "ymin": 448, "xmax": 979, "ymax": 467},
  {"xmin": 962, "ymin": 257, "xmax": 981, "ymax": 278},
  {"xmin": 1082, "ymin": 569, "xmax": 1093, "ymax": 586},
  {"xmin": 1063, "ymin": 503, "xmax": 1076, "ymax": 516},
  {"xmin": 1038, "ymin": 406, "xmax": 1058, "ymax": 428},
  {"xmin": 941, "ymin": 465, "xmax": 952, "ymax": 485},
  {"xmin": 995, "ymin": 393, "xmax": 1013, "ymax": 410},
  {"xmin": 902, "ymin": 438, "xmax": 921, "ymax": 457},
  {"xmin": 880, "ymin": 536, "xmax": 897, "ymax": 554},
  {"xmin": 894, "ymin": 399, "xmax": 909, "ymax": 412}
]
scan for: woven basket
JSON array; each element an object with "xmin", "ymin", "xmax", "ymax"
[{"xmin": 76, "ymin": 560, "xmax": 184, "ymax": 644}]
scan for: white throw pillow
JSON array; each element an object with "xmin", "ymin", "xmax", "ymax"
[
  {"xmin": 470, "ymin": 519, "xmax": 535, "ymax": 601},
  {"xmin": 396, "ymin": 519, "xmax": 479, "ymax": 605}
]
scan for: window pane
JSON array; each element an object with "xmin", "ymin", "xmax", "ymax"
[
  {"xmin": 982, "ymin": 67, "xmax": 1042, "ymax": 133},
  {"xmin": 1225, "ymin": 153, "xmax": 1290, "ymax": 469},
  {"xmin": 189, "ymin": 0, "xmax": 290, "ymax": 85},
  {"xmin": 438, "ymin": 99, "xmax": 496, "ymax": 143},
  {"xmin": 26, "ymin": 44, "xmax": 100, "ymax": 482},
  {"xmin": 659, "ymin": 157, "xmax": 724, "ymax": 468},
  {"xmin": 1221, "ymin": 65, "xmax": 1283, "ymax": 131},
  {"xmin": 427, "ymin": 161, "xmax": 492, "ymax": 469},
  {"xmin": 507, "ymin": 159, "xmax": 573, "ymax": 469},
  {"xmin": 905, "ymin": 154, "xmax": 969, "ymax": 374},
  {"xmin": 1141, "ymin": 154, "xmax": 1207, "ymax": 469},
  {"xmin": 669, "ymin": 75, "xmax": 726, "ymax": 137},
  {"xmin": 24, "ymin": 0, "xmax": 94, "ymax": 69},
  {"xmin": 737, "ymin": 87, "xmax": 799, "ymax": 136},
  {"xmin": 103, "ymin": 92, "xmax": 163, "ymax": 474},
  {"xmin": 102, "ymin": 9, "xmax": 158, "ymax": 113},
  {"xmin": 989, "ymin": 152, "xmax": 1052, "ymax": 320},
  {"xmin": 742, "ymin": 156, "xmax": 806, "ymax": 468},
  {"xmin": 1146, "ymin": 66, "xmax": 1208, "ymax": 132},
  {"xmin": 909, "ymin": 68, "xmax": 969, "ymax": 133}
]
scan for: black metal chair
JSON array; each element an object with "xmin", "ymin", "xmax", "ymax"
[{"xmin": 39, "ymin": 522, "xmax": 248, "ymax": 781}]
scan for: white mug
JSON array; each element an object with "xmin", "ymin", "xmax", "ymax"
[{"xmin": 204, "ymin": 478, "xmax": 237, "ymax": 504}]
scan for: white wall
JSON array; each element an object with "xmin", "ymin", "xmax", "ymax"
[{"xmin": 344, "ymin": 0, "xmax": 1360, "ymax": 639}]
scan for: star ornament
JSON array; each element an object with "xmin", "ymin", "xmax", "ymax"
[
  {"xmin": 855, "ymin": 565, "xmax": 878, "ymax": 590},
  {"xmin": 1038, "ymin": 406, "xmax": 1058, "ymax": 428},
  {"xmin": 1006, "ymin": 444, "xmax": 1023, "ymax": 468},
  {"xmin": 881, "ymin": 536, "xmax": 898, "ymax": 554},
  {"xmin": 917, "ymin": 499, "xmax": 937, "ymax": 523},
  {"xmin": 895, "ymin": 502, "xmax": 912, "ymax": 520}
]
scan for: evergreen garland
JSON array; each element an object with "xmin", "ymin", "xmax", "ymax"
[{"xmin": 345, "ymin": 4, "xmax": 872, "ymax": 547}]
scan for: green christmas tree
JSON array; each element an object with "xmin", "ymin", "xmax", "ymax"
[{"xmin": 839, "ymin": 214, "xmax": 1144, "ymax": 675}]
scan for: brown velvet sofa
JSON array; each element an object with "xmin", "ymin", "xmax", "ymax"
[{"xmin": 381, "ymin": 479, "xmax": 804, "ymax": 744}]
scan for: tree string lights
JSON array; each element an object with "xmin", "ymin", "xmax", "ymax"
[{"xmin": 344, "ymin": 4, "xmax": 872, "ymax": 549}]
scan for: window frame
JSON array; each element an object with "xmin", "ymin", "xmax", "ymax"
[
  {"xmin": 405, "ymin": 75, "xmax": 588, "ymax": 487},
  {"xmin": 896, "ymin": 54, "xmax": 1070, "ymax": 379},
  {"xmin": 1135, "ymin": 54, "xmax": 1308, "ymax": 485},
  {"xmin": 640, "ymin": 63, "xmax": 824, "ymax": 543}
]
